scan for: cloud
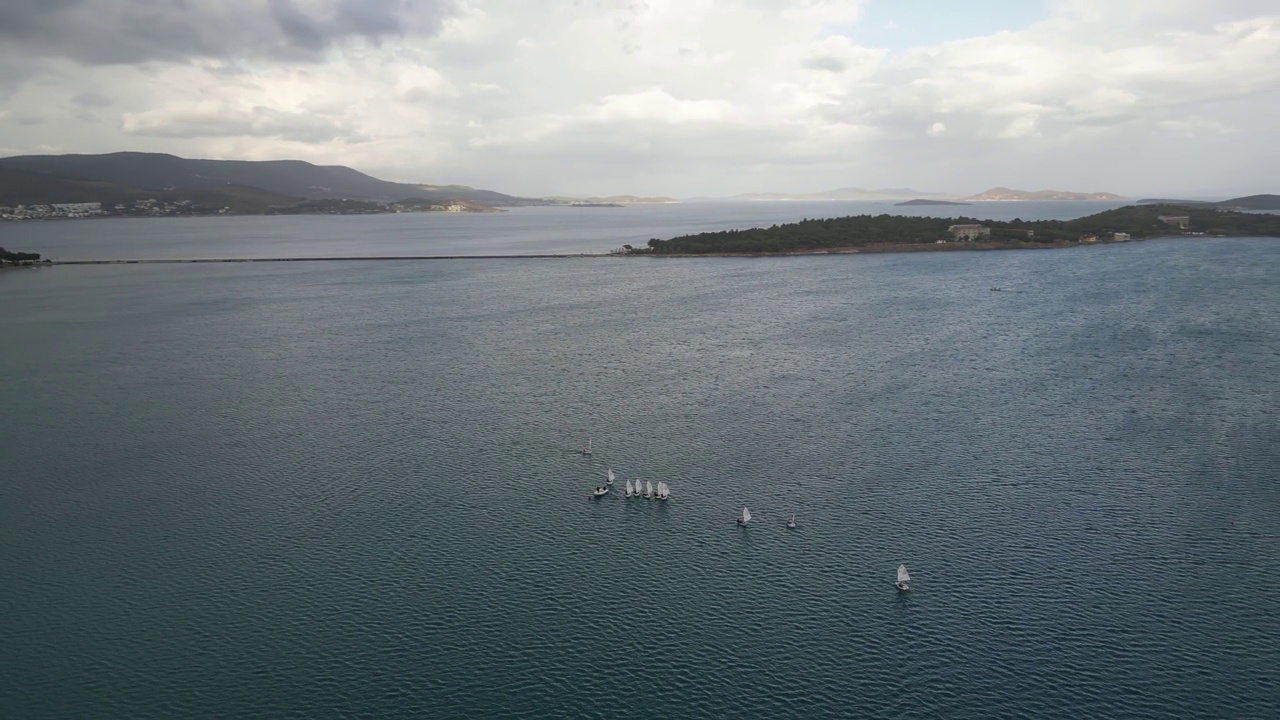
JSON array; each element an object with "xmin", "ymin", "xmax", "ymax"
[
  {"xmin": 72, "ymin": 92, "xmax": 113, "ymax": 109},
  {"xmin": 0, "ymin": 0, "xmax": 1276, "ymax": 197},
  {"xmin": 802, "ymin": 55, "xmax": 847, "ymax": 73},
  {"xmin": 123, "ymin": 104, "xmax": 368, "ymax": 144},
  {"xmin": 7, "ymin": 112, "xmax": 46, "ymax": 126},
  {"xmin": 593, "ymin": 89, "xmax": 735, "ymax": 124},
  {"xmin": 0, "ymin": 0, "xmax": 458, "ymax": 65}
]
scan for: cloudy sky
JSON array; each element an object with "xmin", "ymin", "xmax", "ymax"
[{"xmin": 0, "ymin": 0, "xmax": 1275, "ymax": 197}]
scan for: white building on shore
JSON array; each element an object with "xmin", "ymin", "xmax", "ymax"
[{"xmin": 947, "ymin": 224, "xmax": 991, "ymax": 241}]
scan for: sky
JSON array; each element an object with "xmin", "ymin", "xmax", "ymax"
[{"xmin": 0, "ymin": 0, "xmax": 1276, "ymax": 198}]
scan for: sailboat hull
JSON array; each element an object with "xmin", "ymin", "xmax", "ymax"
[{"xmin": 896, "ymin": 582, "xmax": 910, "ymax": 591}]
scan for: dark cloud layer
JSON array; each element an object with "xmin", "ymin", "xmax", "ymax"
[
  {"xmin": 0, "ymin": 0, "xmax": 456, "ymax": 65},
  {"xmin": 124, "ymin": 105, "xmax": 370, "ymax": 144}
]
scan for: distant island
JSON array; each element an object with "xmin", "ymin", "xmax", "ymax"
[
  {"xmin": 961, "ymin": 187, "xmax": 1125, "ymax": 202},
  {"xmin": 700, "ymin": 186, "xmax": 1127, "ymax": 203},
  {"xmin": 545, "ymin": 195, "xmax": 679, "ymax": 205},
  {"xmin": 723, "ymin": 187, "xmax": 953, "ymax": 202},
  {"xmin": 634, "ymin": 204, "xmax": 1280, "ymax": 255},
  {"xmin": 894, "ymin": 199, "xmax": 972, "ymax": 206}
]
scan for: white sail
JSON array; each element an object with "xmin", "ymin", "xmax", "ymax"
[
  {"xmin": 645, "ymin": 480, "xmax": 653, "ymax": 497},
  {"xmin": 897, "ymin": 565, "xmax": 911, "ymax": 583},
  {"xmin": 659, "ymin": 482, "xmax": 669, "ymax": 499},
  {"xmin": 607, "ymin": 468, "xmax": 615, "ymax": 483},
  {"xmin": 740, "ymin": 507, "xmax": 751, "ymax": 523},
  {"xmin": 624, "ymin": 480, "xmax": 632, "ymax": 496}
]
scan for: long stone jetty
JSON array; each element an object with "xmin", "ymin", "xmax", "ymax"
[{"xmin": 52, "ymin": 254, "xmax": 609, "ymax": 265}]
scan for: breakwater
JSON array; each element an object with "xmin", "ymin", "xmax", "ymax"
[{"xmin": 52, "ymin": 254, "xmax": 607, "ymax": 265}]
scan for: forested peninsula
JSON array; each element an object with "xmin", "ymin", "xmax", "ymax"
[
  {"xmin": 637, "ymin": 205, "xmax": 1280, "ymax": 255},
  {"xmin": 1, "ymin": 247, "xmax": 46, "ymax": 267}
]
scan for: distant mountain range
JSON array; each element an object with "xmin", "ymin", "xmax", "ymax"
[
  {"xmin": 0, "ymin": 152, "xmax": 544, "ymax": 209},
  {"xmin": 702, "ymin": 186, "xmax": 1127, "ymax": 202},
  {"xmin": 960, "ymin": 187, "xmax": 1125, "ymax": 201},
  {"xmin": 894, "ymin": 199, "xmax": 971, "ymax": 206},
  {"xmin": 7, "ymin": 153, "xmax": 1263, "ymax": 214},
  {"xmin": 722, "ymin": 187, "xmax": 955, "ymax": 202},
  {"xmin": 543, "ymin": 195, "xmax": 680, "ymax": 205},
  {"xmin": 1136, "ymin": 194, "xmax": 1280, "ymax": 210}
]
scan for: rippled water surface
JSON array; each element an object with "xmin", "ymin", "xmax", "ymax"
[
  {"xmin": 2, "ymin": 236, "xmax": 1278, "ymax": 718},
  {"xmin": 3, "ymin": 199, "xmax": 1129, "ymax": 261}
]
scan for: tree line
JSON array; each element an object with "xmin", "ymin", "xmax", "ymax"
[
  {"xmin": 1, "ymin": 247, "xmax": 44, "ymax": 266},
  {"xmin": 638, "ymin": 204, "xmax": 1280, "ymax": 254}
]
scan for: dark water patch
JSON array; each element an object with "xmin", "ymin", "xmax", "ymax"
[{"xmin": 1, "ymin": 238, "xmax": 1277, "ymax": 718}]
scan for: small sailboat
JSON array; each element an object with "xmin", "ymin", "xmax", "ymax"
[
  {"xmin": 606, "ymin": 467, "xmax": 615, "ymax": 485},
  {"xmin": 591, "ymin": 485, "xmax": 609, "ymax": 498},
  {"xmin": 579, "ymin": 438, "xmax": 592, "ymax": 456},
  {"xmin": 624, "ymin": 480, "xmax": 633, "ymax": 497},
  {"xmin": 644, "ymin": 480, "xmax": 653, "ymax": 499},
  {"xmin": 737, "ymin": 507, "xmax": 751, "ymax": 526},
  {"xmin": 785, "ymin": 513, "xmax": 796, "ymax": 529},
  {"xmin": 656, "ymin": 482, "xmax": 670, "ymax": 500},
  {"xmin": 896, "ymin": 564, "xmax": 911, "ymax": 591}
]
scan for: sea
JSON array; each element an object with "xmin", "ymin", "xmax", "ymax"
[
  {"xmin": 1, "ymin": 202, "xmax": 1278, "ymax": 719},
  {"xmin": 3, "ymin": 199, "xmax": 1131, "ymax": 261}
]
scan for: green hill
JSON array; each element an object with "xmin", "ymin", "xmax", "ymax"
[
  {"xmin": 1217, "ymin": 194, "xmax": 1280, "ymax": 210},
  {"xmin": 0, "ymin": 165, "xmax": 302, "ymax": 212},
  {"xmin": 641, "ymin": 204, "xmax": 1280, "ymax": 254},
  {"xmin": 0, "ymin": 152, "xmax": 540, "ymax": 206}
]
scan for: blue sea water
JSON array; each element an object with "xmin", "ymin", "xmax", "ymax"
[{"xmin": 1, "ymin": 216, "xmax": 1278, "ymax": 718}]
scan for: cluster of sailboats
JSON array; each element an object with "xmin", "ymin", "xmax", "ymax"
[
  {"xmin": 589, "ymin": 466, "xmax": 670, "ymax": 500},
  {"xmin": 624, "ymin": 478, "xmax": 670, "ymax": 500},
  {"xmin": 581, "ymin": 439, "xmax": 912, "ymax": 591}
]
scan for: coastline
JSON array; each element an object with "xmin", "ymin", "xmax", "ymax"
[
  {"xmin": 24, "ymin": 234, "xmax": 1275, "ymax": 267},
  {"xmin": 635, "ymin": 234, "xmax": 1240, "ymax": 258}
]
